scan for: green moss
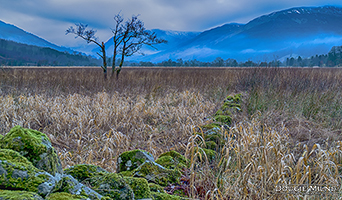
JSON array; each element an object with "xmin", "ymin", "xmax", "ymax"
[
  {"xmin": 132, "ymin": 161, "xmax": 181, "ymax": 187},
  {"xmin": 155, "ymin": 156, "xmax": 187, "ymax": 170},
  {"xmin": 205, "ymin": 134, "xmax": 224, "ymax": 147},
  {"xmin": 194, "ymin": 147, "xmax": 217, "ymax": 163},
  {"xmin": 151, "ymin": 192, "xmax": 182, "ymax": 200},
  {"xmin": 225, "ymin": 93, "xmax": 241, "ymax": 103},
  {"xmin": 123, "ymin": 176, "xmax": 151, "ymax": 199},
  {"xmin": 204, "ymin": 141, "xmax": 217, "ymax": 150},
  {"xmin": 0, "ymin": 190, "xmax": 44, "ymax": 200},
  {"xmin": 0, "ymin": 149, "xmax": 49, "ymax": 195},
  {"xmin": 0, "ymin": 134, "xmax": 3, "ymax": 140},
  {"xmin": 89, "ymin": 173, "xmax": 134, "ymax": 200},
  {"xmin": 64, "ymin": 164, "xmax": 108, "ymax": 182},
  {"xmin": 0, "ymin": 125, "xmax": 62, "ymax": 175},
  {"xmin": 0, "ymin": 147, "xmax": 34, "ymax": 167},
  {"xmin": 46, "ymin": 192, "xmax": 88, "ymax": 200},
  {"xmin": 63, "ymin": 164, "xmax": 136, "ymax": 199},
  {"xmin": 213, "ymin": 114, "xmax": 232, "ymax": 125},
  {"xmin": 117, "ymin": 149, "xmax": 154, "ymax": 173},
  {"xmin": 172, "ymin": 189, "xmax": 187, "ymax": 198},
  {"xmin": 155, "ymin": 156, "xmax": 175, "ymax": 169},
  {"xmin": 215, "ymin": 109, "xmax": 232, "ymax": 116},
  {"xmin": 222, "ymin": 102, "xmax": 241, "ymax": 109},
  {"xmin": 210, "ymin": 93, "xmax": 242, "ymax": 127},
  {"xmin": 118, "ymin": 170, "xmax": 134, "ymax": 177},
  {"xmin": 58, "ymin": 176, "xmax": 74, "ymax": 193},
  {"xmin": 157, "ymin": 151, "xmax": 188, "ymax": 168},
  {"xmin": 57, "ymin": 175, "xmax": 104, "ymax": 200},
  {"xmin": 148, "ymin": 183, "xmax": 165, "ymax": 193}
]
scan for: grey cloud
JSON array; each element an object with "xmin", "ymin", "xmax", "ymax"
[{"xmin": 1, "ymin": 0, "xmax": 342, "ymax": 47}]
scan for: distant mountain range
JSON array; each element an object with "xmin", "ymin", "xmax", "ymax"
[
  {"xmin": 2, "ymin": 5, "xmax": 342, "ymax": 62},
  {"xmin": 140, "ymin": 5, "xmax": 342, "ymax": 62},
  {"xmin": 0, "ymin": 20, "xmax": 72, "ymax": 54}
]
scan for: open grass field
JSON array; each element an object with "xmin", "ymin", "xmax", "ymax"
[{"xmin": 1, "ymin": 66, "xmax": 342, "ymax": 199}]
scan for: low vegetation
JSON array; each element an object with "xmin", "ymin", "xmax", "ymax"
[
  {"xmin": 0, "ymin": 67, "xmax": 342, "ymax": 199},
  {"xmin": 0, "ymin": 39, "xmax": 99, "ymax": 66}
]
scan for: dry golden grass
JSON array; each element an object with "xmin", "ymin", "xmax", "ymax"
[
  {"xmin": 0, "ymin": 91, "xmax": 216, "ymax": 169},
  {"xmin": 187, "ymin": 117, "xmax": 342, "ymax": 199},
  {"xmin": 1, "ymin": 67, "xmax": 342, "ymax": 199}
]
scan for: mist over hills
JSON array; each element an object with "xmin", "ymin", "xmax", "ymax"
[
  {"xmin": 2, "ymin": 5, "xmax": 342, "ymax": 63},
  {"xmin": 139, "ymin": 5, "xmax": 342, "ymax": 62},
  {"xmin": 97, "ymin": 29, "xmax": 200, "ymax": 58}
]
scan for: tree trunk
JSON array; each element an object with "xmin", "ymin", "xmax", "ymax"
[
  {"xmin": 104, "ymin": 70, "xmax": 107, "ymax": 80},
  {"xmin": 111, "ymin": 50, "xmax": 117, "ymax": 78},
  {"xmin": 101, "ymin": 42, "xmax": 107, "ymax": 80},
  {"xmin": 116, "ymin": 42, "xmax": 126, "ymax": 80}
]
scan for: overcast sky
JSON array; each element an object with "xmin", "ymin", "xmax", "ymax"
[{"xmin": 1, "ymin": 0, "xmax": 342, "ymax": 48}]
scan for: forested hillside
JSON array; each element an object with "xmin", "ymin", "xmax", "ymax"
[{"xmin": 0, "ymin": 39, "xmax": 100, "ymax": 66}]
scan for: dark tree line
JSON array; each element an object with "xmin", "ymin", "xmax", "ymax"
[
  {"xmin": 0, "ymin": 39, "xmax": 99, "ymax": 66},
  {"xmin": 128, "ymin": 45, "xmax": 342, "ymax": 67}
]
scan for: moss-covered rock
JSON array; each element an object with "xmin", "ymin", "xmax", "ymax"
[
  {"xmin": 46, "ymin": 192, "xmax": 89, "ymax": 200},
  {"xmin": 0, "ymin": 149, "xmax": 62, "ymax": 197},
  {"xmin": 64, "ymin": 164, "xmax": 108, "ymax": 182},
  {"xmin": 123, "ymin": 176, "xmax": 151, "ymax": 199},
  {"xmin": 226, "ymin": 95, "xmax": 241, "ymax": 109},
  {"xmin": 194, "ymin": 147, "xmax": 217, "ymax": 162},
  {"xmin": 155, "ymin": 156, "xmax": 176, "ymax": 170},
  {"xmin": 129, "ymin": 161, "xmax": 182, "ymax": 187},
  {"xmin": 148, "ymin": 183, "xmax": 165, "ymax": 193},
  {"xmin": 0, "ymin": 190, "xmax": 44, "ymax": 200},
  {"xmin": 64, "ymin": 164, "xmax": 137, "ymax": 199},
  {"xmin": 212, "ymin": 93, "xmax": 242, "ymax": 127},
  {"xmin": 64, "ymin": 164, "xmax": 133, "ymax": 199},
  {"xmin": 151, "ymin": 192, "xmax": 182, "ymax": 200},
  {"xmin": 201, "ymin": 123, "xmax": 221, "ymax": 130},
  {"xmin": 204, "ymin": 126, "xmax": 221, "ymax": 135},
  {"xmin": 117, "ymin": 149, "xmax": 155, "ymax": 173},
  {"xmin": 197, "ymin": 94, "xmax": 242, "ymax": 153},
  {"xmin": 58, "ymin": 174, "xmax": 103, "ymax": 200},
  {"xmin": 196, "ymin": 131, "xmax": 224, "ymax": 151},
  {"xmin": 205, "ymin": 134, "xmax": 224, "ymax": 147},
  {"xmin": 156, "ymin": 151, "xmax": 188, "ymax": 169},
  {"xmin": 87, "ymin": 173, "xmax": 134, "ymax": 200},
  {"xmin": 0, "ymin": 126, "xmax": 63, "ymax": 176},
  {"xmin": 155, "ymin": 156, "xmax": 187, "ymax": 171},
  {"xmin": 204, "ymin": 141, "xmax": 217, "ymax": 150},
  {"xmin": 213, "ymin": 114, "xmax": 232, "ymax": 125}
]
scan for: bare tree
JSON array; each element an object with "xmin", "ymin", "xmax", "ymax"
[
  {"xmin": 111, "ymin": 13, "xmax": 124, "ymax": 77},
  {"xmin": 66, "ymin": 23, "xmax": 108, "ymax": 79},
  {"xmin": 111, "ymin": 14, "xmax": 167, "ymax": 79},
  {"xmin": 66, "ymin": 14, "xmax": 166, "ymax": 80}
]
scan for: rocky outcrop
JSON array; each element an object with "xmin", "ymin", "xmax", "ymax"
[
  {"xmin": 0, "ymin": 148, "xmax": 61, "ymax": 197},
  {"xmin": 155, "ymin": 150, "xmax": 188, "ymax": 170},
  {"xmin": 197, "ymin": 94, "xmax": 242, "ymax": 155},
  {"xmin": 57, "ymin": 174, "xmax": 103, "ymax": 199},
  {"xmin": 0, "ymin": 126, "xmax": 187, "ymax": 199},
  {"xmin": 0, "ymin": 125, "xmax": 63, "ymax": 176},
  {"xmin": 117, "ymin": 149, "xmax": 155, "ymax": 173}
]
